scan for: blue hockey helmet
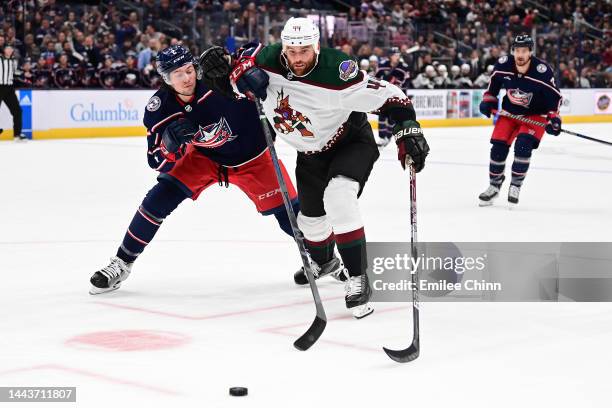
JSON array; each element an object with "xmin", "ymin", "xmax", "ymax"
[
  {"xmin": 156, "ymin": 44, "xmax": 202, "ymax": 84},
  {"xmin": 511, "ymin": 34, "xmax": 534, "ymax": 51}
]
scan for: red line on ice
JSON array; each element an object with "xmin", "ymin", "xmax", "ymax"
[
  {"xmin": 260, "ymin": 305, "xmax": 410, "ymax": 353},
  {"xmin": 93, "ymin": 296, "xmax": 345, "ymax": 320}
]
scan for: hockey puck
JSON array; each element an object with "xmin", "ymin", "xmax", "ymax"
[{"xmin": 229, "ymin": 387, "xmax": 248, "ymax": 397}]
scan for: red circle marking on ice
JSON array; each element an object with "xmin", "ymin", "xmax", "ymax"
[{"xmin": 65, "ymin": 330, "xmax": 191, "ymax": 352}]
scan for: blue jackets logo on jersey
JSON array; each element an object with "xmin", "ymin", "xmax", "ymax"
[
  {"xmin": 192, "ymin": 117, "xmax": 237, "ymax": 148},
  {"xmin": 507, "ymin": 88, "xmax": 533, "ymax": 108}
]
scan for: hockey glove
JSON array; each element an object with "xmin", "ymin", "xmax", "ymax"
[
  {"xmin": 199, "ymin": 46, "xmax": 231, "ymax": 78},
  {"xmin": 394, "ymin": 120, "xmax": 429, "ymax": 172},
  {"xmin": 545, "ymin": 112, "xmax": 562, "ymax": 136},
  {"xmin": 162, "ymin": 118, "xmax": 198, "ymax": 154},
  {"xmin": 197, "ymin": 47, "xmax": 236, "ymax": 100},
  {"xmin": 479, "ymin": 93, "xmax": 498, "ymax": 118},
  {"xmin": 229, "ymin": 55, "xmax": 269, "ymax": 101}
]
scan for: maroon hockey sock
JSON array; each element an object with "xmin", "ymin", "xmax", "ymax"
[
  {"xmin": 304, "ymin": 233, "xmax": 336, "ymax": 266},
  {"xmin": 335, "ymin": 227, "xmax": 366, "ymax": 277}
]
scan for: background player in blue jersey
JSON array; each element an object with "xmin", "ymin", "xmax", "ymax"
[
  {"xmin": 374, "ymin": 48, "xmax": 411, "ymax": 147},
  {"xmin": 478, "ymin": 34, "xmax": 563, "ymax": 207},
  {"xmin": 89, "ymin": 45, "xmax": 344, "ymax": 294}
]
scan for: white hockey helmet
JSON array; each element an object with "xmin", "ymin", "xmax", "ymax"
[{"xmin": 281, "ymin": 17, "xmax": 320, "ymax": 54}]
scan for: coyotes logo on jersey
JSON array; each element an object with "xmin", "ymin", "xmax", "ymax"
[{"xmin": 273, "ymin": 89, "xmax": 314, "ymax": 137}]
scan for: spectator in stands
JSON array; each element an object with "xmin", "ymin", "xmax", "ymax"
[
  {"xmin": 40, "ymin": 40, "xmax": 57, "ymax": 66},
  {"xmin": 368, "ymin": 55, "xmax": 379, "ymax": 72},
  {"xmin": 482, "ymin": 46, "xmax": 501, "ymax": 70},
  {"xmin": 474, "ymin": 65, "xmax": 494, "ymax": 88},
  {"xmin": 137, "ymin": 37, "xmax": 159, "ymax": 71},
  {"xmin": 412, "ymin": 65, "xmax": 436, "ymax": 89},
  {"xmin": 2, "ymin": 0, "xmax": 609, "ymax": 90},
  {"xmin": 83, "ymin": 35, "xmax": 101, "ymax": 68},
  {"xmin": 434, "ymin": 64, "xmax": 451, "ymax": 88}
]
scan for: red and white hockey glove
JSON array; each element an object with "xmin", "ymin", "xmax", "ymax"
[{"xmin": 230, "ymin": 55, "xmax": 269, "ymax": 101}]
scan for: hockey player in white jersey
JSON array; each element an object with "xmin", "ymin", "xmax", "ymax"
[{"xmin": 204, "ymin": 17, "xmax": 429, "ymax": 318}]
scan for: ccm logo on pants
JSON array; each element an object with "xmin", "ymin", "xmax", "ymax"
[{"xmin": 258, "ymin": 188, "xmax": 281, "ymax": 200}]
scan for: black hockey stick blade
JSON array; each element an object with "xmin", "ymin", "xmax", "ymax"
[
  {"xmin": 383, "ymin": 342, "xmax": 419, "ymax": 363},
  {"xmin": 293, "ymin": 315, "xmax": 326, "ymax": 351}
]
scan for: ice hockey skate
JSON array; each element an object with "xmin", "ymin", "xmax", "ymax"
[
  {"xmin": 89, "ymin": 257, "xmax": 132, "ymax": 295},
  {"xmin": 479, "ymin": 184, "xmax": 502, "ymax": 206},
  {"xmin": 293, "ymin": 256, "xmax": 347, "ymax": 285},
  {"xmin": 344, "ymin": 272, "xmax": 374, "ymax": 319},
  {"xmin": 508, "ymin": 184, "xmax": 521, "ymax": 207}
]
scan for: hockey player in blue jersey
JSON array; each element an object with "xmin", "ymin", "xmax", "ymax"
[
  {"xmin": 374, "ymin": 49, "xmax": 411, "ymax": 147},
  {"xmin": 89, "ymin": 45, "xmax": 344, "ymax": 294},
  {"xmin": 478, "ymin": 34, "xmax": 562, "ymax": 206}
]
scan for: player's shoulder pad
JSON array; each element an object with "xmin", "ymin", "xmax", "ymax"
[
  {"xmin": 494, "ymin": 54, "xmax": 513, "ymax": 71},
  {"xmin": 252, "ymin": 44, "xmax": 282, "ymax": 69},
  {"xmin": 143, "ymin": 88, "xmax": 171, "ymax": 128},
  {"xmin": 317, "ymin": 48, "xmax": 362, "ymax": 84},
  {"xmin": 531, "ymin": 56, "xmax": 554, "ymax": 78}
]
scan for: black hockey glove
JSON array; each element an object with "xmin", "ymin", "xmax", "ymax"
[
  {"xmin": 199, "ymin": 46, "xmax": 231, "ymax": 78},
  {"xmin": 198, "ymin": 46, "xmax": 236, "ymax": 100},
  {"xmin": 479, "ymin": 93, "xmax": 498, "ymax": 118},
  {"xmin": 162, "ymin": 118, "xmax": 198, "ymax": 154},
  {"xmin": 545, "ymin": 112, "xmax": 562, "ymax": 136},
  {"xmin": 394, "ymin": 120, "xmax": 429, "ymax": 172}
]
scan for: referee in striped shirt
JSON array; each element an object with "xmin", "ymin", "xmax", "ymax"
[{"xmin": 0, "ymin": 46, "xmax": 26, "ymax": 141}]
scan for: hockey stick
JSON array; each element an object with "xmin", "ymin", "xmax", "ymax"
[
  {"xmin": 254, "ymin": 99, "xmax": 327, "ymax": 351},
  {"xmin": 383, "ymin": 162, "xmax": 420, "ymax": 363},
  {"xmin": 498, "ymin": 110, "xmax": 612, "ymax": 146}
]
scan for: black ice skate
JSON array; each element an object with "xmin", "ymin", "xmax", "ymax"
[
  {"xmin": 508, "ymin": 184, "xmax": 521, "ymax": 207},
  {"xmin": 344, "ymin": 272, "xmax": 374, "ymax": 319},
  {"xmin": 89, "ymin": 257, "xmax": 132, "ymax": 295},
  {"xmin": 294, "ymin": 256, "xmax": 347, "ymax": 285}
]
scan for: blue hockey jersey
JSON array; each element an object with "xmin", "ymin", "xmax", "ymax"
[
  {"xmin": 485, "ymin": 55, "xmax": 562, "ymax": 116},
  {"xmin": 143, "ymin": 82, "xmax": 268, "ymax": 172},
  {"xmin": 375, "ymin": 60, "xmax": 411, "ymax": 91}
]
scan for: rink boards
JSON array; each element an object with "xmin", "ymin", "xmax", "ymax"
[{"xmin": 0, "ymin": 88, "xmax": 611, "ymax": 140}]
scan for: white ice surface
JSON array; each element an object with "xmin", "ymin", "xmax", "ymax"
[{"xmin": 0, "ymin": 123, "xmax": 611, "ymax": 407}]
